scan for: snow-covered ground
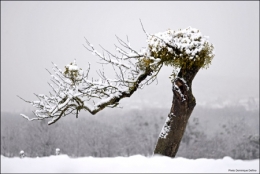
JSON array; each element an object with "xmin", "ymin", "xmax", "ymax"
[{"xmin": 1, "ymin": 155, "xmax": 259, "ymax": 173}]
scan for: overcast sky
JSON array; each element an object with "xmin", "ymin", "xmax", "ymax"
[{"xmin": 1, "ymin": 1, "xmax": 259, "ymax": 113}]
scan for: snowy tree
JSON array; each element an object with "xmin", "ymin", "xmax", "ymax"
[
  {"xmin": 55, "ymin": 148, "xmax": 60, "ymax": 155},
  {"xmin": 18, "ymin": 24, "xmax": 214, "ymax": 157},
  {"xmin": 19, "ymin": 150, "xmax": 25, "ymax": 158}
]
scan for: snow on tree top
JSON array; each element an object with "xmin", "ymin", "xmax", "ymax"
[
  {"xmin": 147, "ymin": 26, "xmax": 214, "ymax": 69},
  {"xmin": 65, "ymin": 60, "xmax": 79, "ymax": 71},
  {"xmin": 65, "ymin": 64, "xmax": 79, "ymax": 71},
  {"xmin": 63, "ymin": 60, "xmax": 84, "ymax": 83}
]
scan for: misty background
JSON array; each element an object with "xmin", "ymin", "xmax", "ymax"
[{"xmin": 1, "ymin": 2, "xmax": 259, "ymax": 159}]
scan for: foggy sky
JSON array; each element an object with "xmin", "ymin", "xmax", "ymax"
[{"xmin": 1, "ymin": 1, "xmax": 259, "ymax": 113}]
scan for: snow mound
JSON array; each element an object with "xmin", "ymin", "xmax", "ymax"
[
  {"xmin": 1, "ymin": 155, "xmax": 259, "ymax": 173},
  {"xmin": 147, "ymin": 27, "xmax": 214, "ymax": 60}
]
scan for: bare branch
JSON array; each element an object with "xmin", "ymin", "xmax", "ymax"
[
  {"xmin": 17, "ymin": 95, "xmax": 32, "ymax": 104},
  {"xmin": 139, "ymin": 19, "xmax": 149, "ymax": 37}
]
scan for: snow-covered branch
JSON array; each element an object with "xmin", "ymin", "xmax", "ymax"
[
  {"xmin": 20, "ymin": 36, "xmax": 162, "ymax": 125},
  {"xmin": 19, "ymin": 26, "xmax": 214, "ymax": 125}
]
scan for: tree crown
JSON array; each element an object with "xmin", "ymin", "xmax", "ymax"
[
  {"xmin": 18, "ymin": 25, "xmax": 214, "ymax": 125},
  {"xmin": 141, "ymin": 27, "xmax": 214, "ymax": 79}
]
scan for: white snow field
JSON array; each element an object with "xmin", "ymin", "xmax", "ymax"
[{"xmin": 1, "ymin": 155, "xmax": 259, "ymax": 173}]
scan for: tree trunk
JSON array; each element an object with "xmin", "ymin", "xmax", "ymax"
[{"xmin": 154, "ymin": 65, "xmax": 201, "ymax": 157}]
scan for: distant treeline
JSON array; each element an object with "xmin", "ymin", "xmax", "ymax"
[{"xmin": 1, "ymin": 106, "xmax": 259, "ymax": 159}]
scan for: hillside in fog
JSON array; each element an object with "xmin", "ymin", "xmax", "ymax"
[{"xmin": 1, "ymin": 99, "xmax": 259, "ymax": 159}]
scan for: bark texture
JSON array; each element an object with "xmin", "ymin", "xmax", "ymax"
[{"xmin": 154, "ymin": 65, "xmax": 201, "ymax": 157}]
